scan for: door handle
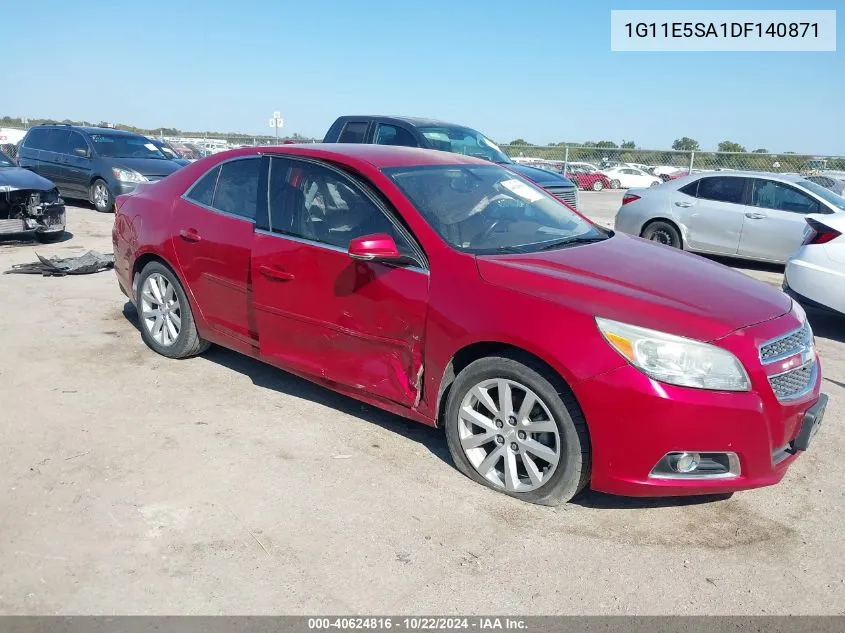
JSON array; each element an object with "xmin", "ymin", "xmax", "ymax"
[
  {"xmin": 259, "ymin": 265, "xmax": 295, "ymax": 281},
  {"xmin": 178, "ymin": 229, "xmax": 202, "ymax": 242},
  {"xmin": 674, "ymin": 201, "xmax": 693, "ymax": 208},
  {"xmin": 745, "ymin": 212, "xmax": 767, "ymax": 219}
]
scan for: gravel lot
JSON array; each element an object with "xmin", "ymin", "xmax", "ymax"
[{"xmin": 1, "ymin": 194, "xmax": 843, "ymax": 615}]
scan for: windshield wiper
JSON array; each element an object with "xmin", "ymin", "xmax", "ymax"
[{"xmin": 537, "ymin": 236, "xmax": 608, "ymax": 251}]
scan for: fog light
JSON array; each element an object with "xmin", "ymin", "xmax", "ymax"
[{"xmin": 674, "ymin": 452, "xmax": 700, "ymax": 473}]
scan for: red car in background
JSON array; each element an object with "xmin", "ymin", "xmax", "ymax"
[
  {"xmin": 565, "ymin": 168, "xmax": 612, "ymax": 191},
  {"xmin": 113, "ymin": 144, "xmax": 826, "ymax": 505}
]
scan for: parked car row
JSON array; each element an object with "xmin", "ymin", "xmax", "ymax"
[{"xmin": 614, "ymin": 170, "xmax": 845, "ymax": 316}]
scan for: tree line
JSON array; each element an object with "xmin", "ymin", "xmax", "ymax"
[{"xmin": 507, "ymin": 136, "xmax": 792, "ymax": 155}]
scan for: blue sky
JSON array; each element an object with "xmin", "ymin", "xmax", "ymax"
[{"xmin": 2, "ymin": 0, "xmax": 841, "ymax": 153}]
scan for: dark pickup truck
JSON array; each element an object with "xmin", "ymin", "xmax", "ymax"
[{"xmin": 323, "ymin": 116, "xmax": 579, "ymax": 210}]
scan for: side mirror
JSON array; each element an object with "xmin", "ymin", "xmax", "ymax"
[
  {"xmin": 348, "ymin": 233, "xmax": 402, "ymax": 262},
  {"xmin": 73, "ymin": 147, "xmax": 89, "ymax": 158}
]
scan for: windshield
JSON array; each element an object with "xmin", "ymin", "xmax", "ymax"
[
  {"xmin": 385, "ymin": 164, "xmax": 607, "ymax": 254},
  {"xmin": 89, "ymin": 134, "xmax": 167, "ymax": 159},
  {"xmin": 418, "ymin": 126, "xmax": 511, "ymax": 164},
  {"xmin": 798, "ymin": 180, "xmax": 845, "ymax": 211},
  {"xmin": 0, "ymin": 151, "xmax": 14, "ymax": 167}
]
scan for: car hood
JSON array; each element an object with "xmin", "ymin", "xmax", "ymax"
[
  {"xmin": 505, "ymin": 163, "xmax": 575, "ymax": 188},
  {"xmin": 106, "ymin": 157, "xmax": 183, "ymax": 177},
  {"xmin": 476, "ymin": 233, "xmax": 792, "ymax": 341},
  {"xmin": 0, "ymin": 167, "xmax": 57, "ymax": 192}
]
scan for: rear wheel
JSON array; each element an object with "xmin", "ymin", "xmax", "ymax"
[
  {"xmin": 610, "ymin": 179, "xmax": 621, "ymax": 189},
  {"xmin": 90, "ymin": 179, "xmax": 113, "ymax": 213},
  {"xmin": 35, "ymin": 231, "xmax": 65, "ymax": 243},
  {"xmin": 592, "ymin": 180, "xmax": 604, "ymax": 191},
  {"xmin": 136, "ymin": 261, "xmax": 210, "ymax": 358},
  {"xmin": 444, "ymin": 354, "xmax": 590, "ymax": 506},
  {"xmin": 642, "ymin": 220, "xmax": 682, "ymax": 249}
]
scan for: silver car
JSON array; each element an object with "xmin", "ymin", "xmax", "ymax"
[{"xmin": 614, "ymin": 171, "xmax": 845, "ymax": 263}]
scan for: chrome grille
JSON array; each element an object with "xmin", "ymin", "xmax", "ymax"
[
  {"xmin": 760, "ymin": 321, "xmax": 812, "ymax": 362},
  {"xmin": 545, "ymin": 186, "xmax": 578, "ymax": 210},
  {"xmin": 769, "ymin": 363, "xmax": 815, "ymax": 400}
]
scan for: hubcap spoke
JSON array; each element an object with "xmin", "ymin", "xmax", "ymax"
[
  {"xmin": 522, "ymin": 418, "xmax": 556, "ymax": 433},
  {"xmin": 498, "ymin": 379, "xmax": 514, "ymax": 419},
  {"xmin": 522, "ymin": 438, "xmax": 558, "ymax": 467},
  {"xmin": 521, "ymin": 452, "xmax": 543, "ymax": 486},
  {"xmin": 460, "ymin": 432, "xmax": 494, "ymax": 451},
  {"xmin": 503, "ymin": 449, "xmax": 519, "ymax": 491},
  {"xmin": 471, "ymin": 386, "xmax": 499, "ymax": 417},
  {"xmin": 460, "ymin": 405, "xmax": 497, "ymax": 434},
  {"xmin": 477, "ymin": 445, "xmax": 506, "ymax": 479},
  {"xmin": 516, "ymin": 392, "xmax": 536, "ymax": 424}
]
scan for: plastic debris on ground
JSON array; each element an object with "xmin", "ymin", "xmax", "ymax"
[{"xmin": 4, "ymin": 250, "xmax": 115, "ymax": 276}]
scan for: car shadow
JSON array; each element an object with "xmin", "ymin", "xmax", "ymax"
[
  {"xmin": 807, "ymin": 306, "xmax": 845, "ymax": 345},
  {"xmin": 120, "ymin": 302, "xmax": 452, "ymax": 464},
  {"xmin": 572, "ymin": 489, "xmax": 733, "ymax": 509},
  {"xmin": 702, "ymin": 254, "xmax": 784, "ymax": 274},
  {"xmin": 0, "ymin": 231, "xmax": 75, "ymax": 247}
]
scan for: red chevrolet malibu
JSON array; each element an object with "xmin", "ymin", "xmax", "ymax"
[{"xmin": 113, "ymin": 144, "xmax": 827, "ymax": 505}]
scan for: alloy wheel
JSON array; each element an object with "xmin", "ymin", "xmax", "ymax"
[
  {"xmin": 93, "ymin": 183, "xmax": 109, "ymax": 209},
  {"xmin": 140, "ymin": 273, "xmax": 182, "ymax": 346},
  {"xmin": 457, "ymin": 378, "xmax": 561, "ymax": 492}
]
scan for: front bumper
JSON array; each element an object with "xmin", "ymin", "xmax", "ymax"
[{"xmin": 576, "ymin": 312, "xmax": 824, "ymax": 497}]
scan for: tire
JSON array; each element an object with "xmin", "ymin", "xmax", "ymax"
[
  {"xmin": 610, "ymin": 179, "xmax": 621, "ymax": 189},
  {"xmin": 90, "ymin": 178, "xmax": 114, "ymax": 213},
  {"xmin": 641, "ymin": 220, "xmax": 682, "ymax": 249},
  {"xmin": 136, "ymin": 261, "xmax": 210, "ymax": 359},
  {"xmin": 591, "ymin": 180, "xmax": 604, "ymax": 191},
  {"xmin": 444, "ymin": 353, "xmax": 590, "ymax": 506},
  {"xmin": 649, "ymin": 181, "xmax": 660, "ymax": 187},
  {"xmin": 35, "ymin": 231, "xmax": 65, "ymax": 243}
]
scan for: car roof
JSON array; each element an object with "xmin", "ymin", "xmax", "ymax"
[
  {"xmin": 673, "ymin": 170, "xmax": 813, "ymax": 185},
  {"xmin": 225, "ymin": 143, "xmax": 492, "ymax": 169},
  {"xmin": 337, "ymin": 115, "xmax": 472, "ymax": 129},
  {"xmin": 39, "ymin": 125, "xmax": 147, "ymax": 137}
]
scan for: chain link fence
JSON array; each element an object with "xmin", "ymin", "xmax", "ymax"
[{"xmin": 499, "ymin": 144, "xmax": 845, "ymax": 189}]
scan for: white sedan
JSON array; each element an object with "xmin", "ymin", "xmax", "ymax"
[
  {"xmin": 602, "ymin": 166, "xmax": 661, "ymax": 189},
  {"xmin": 784, "ymin": 213, "xmax": 845, "ymax": 316}
]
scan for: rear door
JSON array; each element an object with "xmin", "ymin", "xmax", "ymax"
[
  {"xmin": 251, "ymin": 155, "xmax": 429, "ymax": 406},
  {"xmin": 682, "ymin": 176, "xmax": 748, "ymax": 255},
  {"xmin": 40, "ymin": 129, "xmax": 72, "ymax": 192},
  {"xmin": 738, "ymin": 178, "xmax": 821, "ymax": 262},
  {"xmin": 171, "ymin": 157, "xmax": 261, "ymax": 350},
  {"xmin": 373, "ymin": 123, "xmax": 419, "ymax": 147}
]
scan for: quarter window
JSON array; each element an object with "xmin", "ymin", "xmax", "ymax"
[
  {"xmin": 337, "ymin": 121, "xmax": 369, "ymax": 143},
  {"xmin": 186, "ymin": 166, "xmax": 220, "ymax": 207},
  {"xmin": 751, "ymin": 180, "xmax": 819, "ymax": 214},
  {"xmin": 678, "ymin": 181, "xmax": 699, "ymax": 197},
  {"xmin": 211, "ymin": 158, "xmax": 261, "ymax": 219},
  {"xmin": 696, "ymin": 177, "xmax": 746, "ymax": 204},
  {"xmin": 266, "ymin": 156, "xmax": 415, "ymax": 255}
]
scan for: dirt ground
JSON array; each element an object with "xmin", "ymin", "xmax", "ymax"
[{"xmin": 1, "ymin": 196, "xmax": 843, "ymax": 615}]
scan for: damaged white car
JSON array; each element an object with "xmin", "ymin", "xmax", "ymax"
[{"xmin": 1, "ymin": 150, "xmax": 66, "ymax": 242}]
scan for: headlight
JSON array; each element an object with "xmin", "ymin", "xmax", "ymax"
[
  {"xmin": 595, "ymin": 317, "xmax": 750, "ymax": 391},
  {"xmin": 112, "ymin": 168, "xmax": 148, "ymax": 183}
]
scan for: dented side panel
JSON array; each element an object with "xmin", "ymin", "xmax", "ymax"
[{"xmin": 251, "ymin": 231, "xmax": 428, "ymax": 408}]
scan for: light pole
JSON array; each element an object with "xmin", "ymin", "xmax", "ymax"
[{"xmin": 269, "ymin": 111, "xmax": 284, "ymax": 143}]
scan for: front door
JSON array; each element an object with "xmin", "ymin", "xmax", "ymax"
[
  {"xmin": 738, "ymin": 178, "xmax": 821, "ymax": 263},
  {"xmin": 251, "ymin": 156, "xmax": 429, "ymax": 407},
  {"xmin": 171, "ymin": 157, "xmax": 261, "ymax": 348}
]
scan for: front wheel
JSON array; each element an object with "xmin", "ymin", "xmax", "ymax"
[
  {"xmin": 591, "ymin": 180, "xmax": 604, "ymax": 191},
  {"xmin": 136, "ymin": 261, "xmax": 210, "ymax": 358},
  {"xmin": 444, "ymin": 354, "xmax": 590, "ymax": 506},
  {"xmin": 35, "ymin": 230, "xmax": 65, "ymax": 243},
  {"xmin": 610, "ymin": 179, "xmax": 621, "ymax": 189},
  {"xmin": 90, "ymin": 179, "xmax": 113, "ymax": 213}
]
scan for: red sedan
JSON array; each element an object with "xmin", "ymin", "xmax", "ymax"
[
  {"xmin": 565, "ymin": 169, "xmax": 612, "ymax": 191},
  {"xmin": 113, "ymin": 144, "xmax": 826, "ymax": 505}
]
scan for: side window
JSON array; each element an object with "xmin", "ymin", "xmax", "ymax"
[
  {"xmin": 696, "ymin": 177, "xmax": 746, "ymax": 204},
  {"xmin": 751, "ymin": 180, "xmax": 820, "ymax": 214},
  {"xmin": 22, "ymin": 128, "xmax": 47, "ymax": 150},
  {"xmin": 374, "ymin": 124, "xmax": 417, "ymax": 147},
  {"xmin": 267, "ymin": 156, "xmax": 415, "ymax": 255},
  {"xmin": 678, "ymin": 180, "xmax": 699, "ymax": 197},
  {"xmin": 44, "ymin": 130, "xmax": 71, "ymax": 154},
  {"xmin": 185, "ymin": 165, "xmax": 220, "ymax": 207},
  {"xmin": 337, "ymin": 121, "xmax": 369, "ymax": 143},
  {"xmin": 211, "ymin": 158, "xmax": 261, "ymax": 220},
  {"xmin": 67, "ymin": 132, "xmax": 89, "ymax": 156}
]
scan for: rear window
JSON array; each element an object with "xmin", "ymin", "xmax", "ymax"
[{"xmin": 337, "ymin": 121, "xmax": 369, "ymax": 143}]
